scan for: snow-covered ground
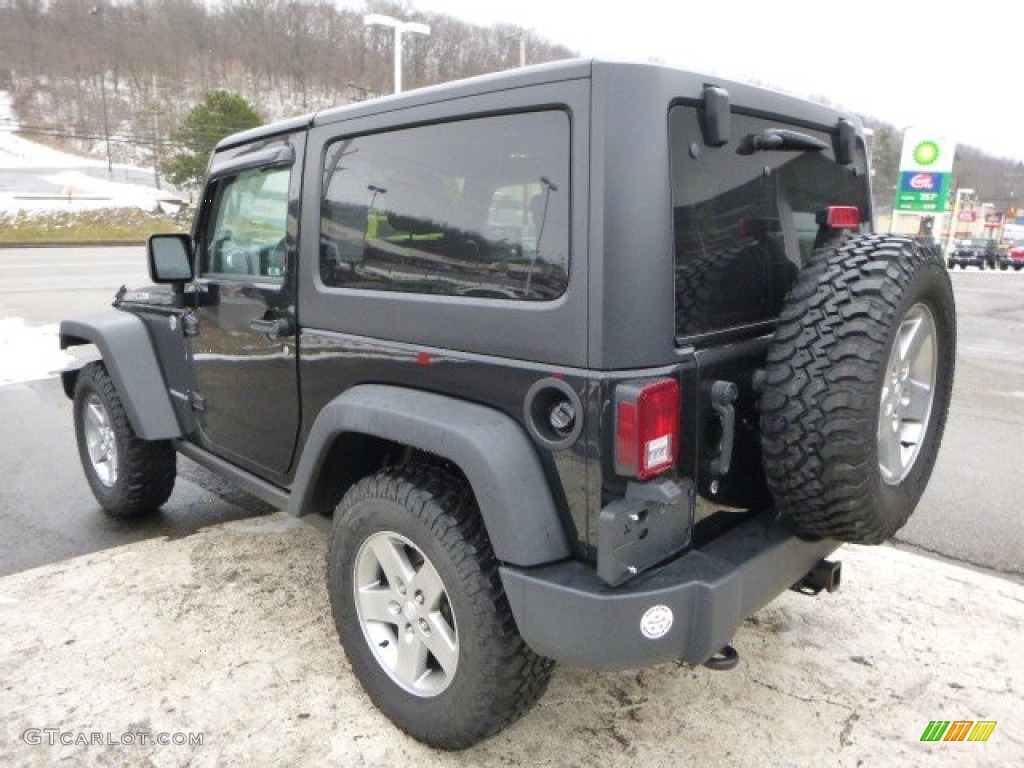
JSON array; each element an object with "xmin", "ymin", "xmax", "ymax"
[
  {"xmin": 2, "ymin": 168, "xmax": 173, "ymax": 214},
  {"xmin": 0, "ymin": 91, "xmax": 177, "ymax": 214},
  {"xmin": 0, "ymin": 318, "xmax": 78, "ymax": 387}
]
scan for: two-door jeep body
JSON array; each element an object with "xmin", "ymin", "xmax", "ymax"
[{"xmin": 61, "ymin": 60, "xmax": 955, "ymax": 748}]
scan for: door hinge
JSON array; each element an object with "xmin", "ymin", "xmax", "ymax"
[
  {"xmin": 188, "ymin": 391, "xmax": 206, "ymax": 412},
  {"xmin": 182, "ymin": 313, "xmax": 200, "ymax": 337}
]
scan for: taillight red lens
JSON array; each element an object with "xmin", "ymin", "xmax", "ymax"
[
  {"xmin": 616, "ymin": 400, "xmax": 638, "ymax": 470},
  {"xmin": 615, "ymin": 378, "xmax": 680, "ymax": 481},
  {"xmin": 826, "ymin": 206, "xmax": 860, "ymax": 228}
]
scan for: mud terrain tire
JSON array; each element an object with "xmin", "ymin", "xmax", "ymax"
[
  {"xmin": 73, "ymin": 361, "xmax": 176, "ymax": 516},
  {"xmin": 327, "ymin": 461, "xmax": 554, "ymax": 749}
]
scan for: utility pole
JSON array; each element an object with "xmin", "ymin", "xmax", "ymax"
[
  {"xmin": 151, "ymin": 112, "xmax": 161, "ymax": 191},
  {"xmin": 89, "ymin": 5, "xmax": 114, "ymax": 177},
  {"xmin": 98, "ymin": 79, "xmax": 113, "ymax": 176}
]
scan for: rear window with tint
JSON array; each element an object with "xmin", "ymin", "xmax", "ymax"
[{"xmin": 669, "ymin": 106, "xmax": 871, "ymax": 339}]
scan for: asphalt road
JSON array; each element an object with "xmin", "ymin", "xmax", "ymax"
[
  {"xmin": 898, "ymin": 266, "xmax": 1024, "ymax": 578},
  {"xmin": 0, "ymin": 247, "xmax": 1020, "ymax": 580}
]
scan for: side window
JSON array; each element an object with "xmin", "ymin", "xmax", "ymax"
[
  {"xmin": 319, "ymin": 111, "xmax": 569, "ymax": 301},
  {"xmin": 201, "ymin": 166, "xmax": 291, "ymax": 281}
]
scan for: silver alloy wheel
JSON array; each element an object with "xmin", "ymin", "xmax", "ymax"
[
  {"xmin": 83, "ymin": 393, "xmax": 118, "ymax": 487},
  {"xmin": 878, "ymin": 303, "xmax": 938, "ymax": 485},
  {"xmin": 353, "ymin": 531, "xmax": 458, "ymax": 697}
]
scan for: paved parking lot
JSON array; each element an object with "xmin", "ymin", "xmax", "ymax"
[{"xmin": 898, "ymin": 269, "xmax": 1024, "ymax": 578}]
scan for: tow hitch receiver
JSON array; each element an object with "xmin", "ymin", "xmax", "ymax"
[{"xmin": 791, "ymin": 558, "xmax": 842, "ymax": 595}]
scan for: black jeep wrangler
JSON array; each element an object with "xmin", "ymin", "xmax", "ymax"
[
  {"xmin": 60, "ymin": 60, "xmax": 955, "ymax": 749},
  {"xmin": 948, "ymin": 237, "xmax": 998, "ymax": 269}
]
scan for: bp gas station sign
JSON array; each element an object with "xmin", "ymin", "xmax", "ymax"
[{"xmin": 895, "ymin": 131, "xmax": 956, "ymax": 212}]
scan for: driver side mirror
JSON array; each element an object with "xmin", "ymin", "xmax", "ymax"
[{"xmin": 148, "ymin": 234, "xmax": 194, "ymax": 284}]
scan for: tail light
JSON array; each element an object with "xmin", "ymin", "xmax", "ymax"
[{"xmin": 615, "ymin": 378, "xmax": 680, "ymax": 480}]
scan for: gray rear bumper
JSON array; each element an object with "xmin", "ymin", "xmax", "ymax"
[{"xmin": 500, "ymin": 514, "xmax": 838, "ymax": 670}]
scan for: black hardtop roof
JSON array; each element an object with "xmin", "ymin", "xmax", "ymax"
[{"xmin": 215, "ymin": 58, "xmax": 863, "ymax": 151}]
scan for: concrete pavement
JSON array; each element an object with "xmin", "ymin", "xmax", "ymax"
[{"xmin": 0, "ymin": 512, "xmax": 1021, "ymax": 767}]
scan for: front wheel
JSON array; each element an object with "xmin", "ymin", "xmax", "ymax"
[
  {"xmin": 73, "ymin": 362, "xmax": 176, "ymax": 517},
  {"xmin": 327, "ymin": 462, "xmax": 553, "ymax": 749}
]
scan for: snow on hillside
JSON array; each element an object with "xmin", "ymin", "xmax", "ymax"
[
  {"xmin": 0, "ymin": 91, "xmax": 104, "ymax": 170},
  {"xmin": 0, "ymin": 91, "xmax": 178, "ymax": 214}
]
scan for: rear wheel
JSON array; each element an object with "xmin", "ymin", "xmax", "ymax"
[
  {"xmin": 760, "ymin": 235, "xmax": 955, "ymax": 544},
  {"xmin": 327, "ymin": 462, "xmax": 553, "ymax": 749},
  {"xmin": 73, "ymin": 362, "xmax": 176, "ymax": 517}
]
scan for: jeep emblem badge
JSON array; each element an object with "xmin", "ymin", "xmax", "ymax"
[{"xmin": 640, "ymin": 605, "xmax": 673, "ymax": 639}]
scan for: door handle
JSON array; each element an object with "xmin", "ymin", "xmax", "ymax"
[{"xmin": 249, "ymin": 316, "xmax": 295, "ymax": 341}]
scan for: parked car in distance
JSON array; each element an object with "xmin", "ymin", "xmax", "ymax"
[
  {"xmin": 948, "ymin": 237, "xmax": 998, "ymax": 269},
  {"xmin": 999, "ymin": 240, "xmax": 1024, "ymax": 271}
]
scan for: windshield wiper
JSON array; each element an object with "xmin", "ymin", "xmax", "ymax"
[{"xmin": 737, "ymin": 129, "xmax": 828, "ymax": 155}]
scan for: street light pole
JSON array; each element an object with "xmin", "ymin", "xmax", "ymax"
[{"xmin": 363, "ymin": 13, "xmax": 431, "ymax": 94}]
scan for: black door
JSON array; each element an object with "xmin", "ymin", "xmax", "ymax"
[{"xmin": 189, "ymin": 138, "xmax": 301, "ymax": 477}]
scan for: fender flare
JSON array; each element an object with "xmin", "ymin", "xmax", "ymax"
[
  {"xmin": 289, "ymin": 384, "xmax": 571, "ymax": 567},
  {"xmin": 60, "ymin": 313, "xmax": 182, "ymax": 441}
]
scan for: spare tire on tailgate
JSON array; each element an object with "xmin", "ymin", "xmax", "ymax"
[{"xmin": 760, "ymin": 235, "xmax": 956, "ymax": 544}]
